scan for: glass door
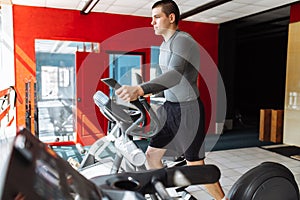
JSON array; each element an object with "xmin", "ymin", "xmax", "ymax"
[
  {"xmin": 35, "ymin": 39, "xmax": 99, "ymax": 143},
  {"xmin": 36, "ymin": 52, "xmax": 76, "ymax": 142}
]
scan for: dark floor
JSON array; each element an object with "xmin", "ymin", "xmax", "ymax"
[
  {"xmin": 135, "ymin": 126, "xmax": 276, "ymax": 153},
  {"xmin": 209, "ymin": 127, "xmax": 276, "ymax": 151}
]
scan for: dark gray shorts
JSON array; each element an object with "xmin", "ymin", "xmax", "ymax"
[{"xmin": 149, "ymin": 98, "xmax": 206, "ymax": 161}]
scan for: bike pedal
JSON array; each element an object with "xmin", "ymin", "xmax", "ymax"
[
  {"xmin": 174, "ymin": 159, "xmax": 187, "ymax": 166},
  {"xmin": 175, "ymin": 186, "xmax": 187, "ymax": 192},
  {"xmin": 179, "ymin": 190, "xmax": 197, "ymax": 200}
]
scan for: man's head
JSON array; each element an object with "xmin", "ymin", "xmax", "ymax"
[
  {"xmin": 151, "ymin": 0, "xmax": 180, "ymax": 37},
  {"xmin": 152, "ymin": 0, "xmax": 180, "ymax": 26}
]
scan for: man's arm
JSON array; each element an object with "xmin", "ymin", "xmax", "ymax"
[
  {"xmin": 140, "ymin": 68, "xmax": 183, "ymax": 94},
  {"xmin": 116, "ymin": 55, "xmax": 188, "ymax": 102}
]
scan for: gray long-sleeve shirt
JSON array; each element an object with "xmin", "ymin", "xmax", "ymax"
[{"xmin": 141, "ymin": 30, "xmax": 200, "ymax": 102}]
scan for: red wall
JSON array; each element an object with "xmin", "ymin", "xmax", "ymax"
[
  {"xmin": 290, "ymin": 2, "xmax": 300, "ymax": 23},
  {"xmin": 13, "ymin": 5, "xmax": 219, "ymax": 136}
]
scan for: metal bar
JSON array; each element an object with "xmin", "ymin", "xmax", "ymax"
[{"xmin": 180, "ymin": 0, "xmax": 232, "ymax": 20}]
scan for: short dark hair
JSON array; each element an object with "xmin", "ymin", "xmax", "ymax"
[{"xmin": 152, "ymin": 0, "xmax": 180, "ymax": 25}]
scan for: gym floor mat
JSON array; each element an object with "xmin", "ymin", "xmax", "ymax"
[{"xmin": 261, "ymin": 145, "xmax": 300, "ymax": 161}]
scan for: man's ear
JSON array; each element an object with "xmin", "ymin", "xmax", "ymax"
[{"xmin": 169, "ymin": 13, "xmax": 176, "ymax": 24}]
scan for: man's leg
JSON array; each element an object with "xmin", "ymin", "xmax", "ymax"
[
  {"xmin": 186, "ymin": 160, "xmax": 228, "ymax": 200},
  {"xmin": 145, "ymin": 146, "xmax": 167, "ymax": 169}
]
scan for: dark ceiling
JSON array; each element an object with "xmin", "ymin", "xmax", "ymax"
[{"xmin": 233, "ymin": 5, "xmax": 291, "ymax": 41}]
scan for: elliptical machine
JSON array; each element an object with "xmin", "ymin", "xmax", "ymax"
[
  {"xmin": 77, "ymin": 78, "xmax": 165, "ymax": 178},
  {"xmin": 78, "ymin": 78, "xmax": 299, "ymax": 200}
]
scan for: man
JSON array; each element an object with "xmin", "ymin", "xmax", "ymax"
[{"xmin": 116, "ymin": 1, "xmax": 227, "ymax": 199}]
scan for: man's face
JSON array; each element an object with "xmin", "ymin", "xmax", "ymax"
[{"xmin": 151, "ymin": 7, "xmax": 172, "ymax": 35}]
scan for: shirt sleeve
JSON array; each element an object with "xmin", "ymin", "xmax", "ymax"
[{"xmin": 140, "ymin": 53, "xmax": 188, "ymax": 95}]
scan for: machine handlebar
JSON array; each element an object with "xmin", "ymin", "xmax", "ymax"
[
  {"xmin": 96, "ymin": 78, "xmax": 161, "ymax": 138},
  {"xmin": 91, "ymin": 164, "xmax": 221, "ymax": 195}
]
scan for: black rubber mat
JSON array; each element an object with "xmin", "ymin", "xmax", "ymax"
[{"xmin": 262, "ymin": 146, "xmax": 300, "ymax": 160}]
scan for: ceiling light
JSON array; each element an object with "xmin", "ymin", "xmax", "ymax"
[{"xmin": 80, "ymin": 0, "xmax": 100, "ymax": 15}]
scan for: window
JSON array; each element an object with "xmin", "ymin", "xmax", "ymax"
[
  {"xmin": 150, "ymin": 46, "xmax": 161, "ymax": 80},
  {"xmin": 0, "ymin": 9, "xmax": 3, "ymax": 75}
]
